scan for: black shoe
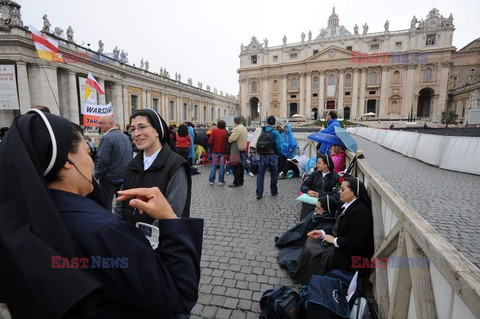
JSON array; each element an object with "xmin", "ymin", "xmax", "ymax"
[
  {"xmin": 228, "ymin": 183, "xmax": 239, "ymax": 187},
  {"xmin": 271, "ymin": 192, "xmax": 278, "ymax": 196},
  {"xmin": 256, "ymin": 196, "xmax": 262, "ymax": 200}
]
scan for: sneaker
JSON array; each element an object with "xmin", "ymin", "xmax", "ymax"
[
  {"xmin": 228, "ymin": 183, "xmax": 239, "ymax": 187},
  {"xmin": 226, "ymin": 171, "xmax": 230, "ymax": 175},
  {"xmin": 248, "ymin": 172, "xmax": 254, "ymax": 177},
  {"xmin": 271, "ymin": 191, "xmax": 278, "ymax": 196},
  {"xmin": 209, "ymin": 182, "xmax": 214, "ymax": 186},
  {"xmin": 219, "ymin": 182, "xmax": 225, "ymax": 186},
  {"xmin": 256, "ymin": 196, "xmax": 262, "ymax": 200},
  {"xmin": 278, "ymin": 175, "xmax": 286, "ymax": 180}
]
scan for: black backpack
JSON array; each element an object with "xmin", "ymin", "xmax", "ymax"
[
  {"xmin": 257, "ymin": 127, "xmax": 275, "ymax": 155},
  {"xmin": 260, "ymin": 286, "xmax": 302, "ymax": 319}
]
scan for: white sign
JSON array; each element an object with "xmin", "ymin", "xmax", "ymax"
[
  {"xmin": 78, "ymin": 76, "xmax": 97, "ymax": 113},
  {"xmin": 83, "ymin": 102, "xmax": 113, "ymax": 116},
  {"xmin": 0, "ymin": 65, "xmax": 19, "ymax": 110},
  {"xmin": 327, "ymin": 85, "xmax": 336, "ymax": 97}
]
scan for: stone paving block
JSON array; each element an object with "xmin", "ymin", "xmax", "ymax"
[
  {"xmin": 216, "ymin": 308, "xmax": 233, "ymax": 319},
  {"xmin": 223, "ymin": 297, "xmax": 239, "ymax": 309},
  {"xmin": 212, "ymin": 286, "xmax": 227, "ymax": 295},
  {"xmin": 225, "ymin": 287, "xmax": 240, "ymax": 298},
  {"xmin": 238, "ymin": 299, "xmax": 253, "ymax": 311},
  {"xmin": 211, "ymin": 295, "xmax": 226, "ymax": 306},
  {"xmin": 230, "ymin": 310, "xmax": 247, "ymax": 319},
  {"xmin": 223, "ymin": 279, "xmax": 237, "ymax": 288},
  {"xmin": 200, "ymin": 305, "xmax": 217, "ymax": 318}
]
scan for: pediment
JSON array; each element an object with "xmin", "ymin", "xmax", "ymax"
[{"xmin": 305, "ymin": 46, "xmax": 354, "ymax": 62}]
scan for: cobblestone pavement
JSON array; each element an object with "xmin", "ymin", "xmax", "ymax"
[
  {"xmin": 354, "ymin": 136, "xmax": 480, "ymax": 268},
  {"xmin": 189, "ymin": 165, "xmax": 302, "ymax": 318}
]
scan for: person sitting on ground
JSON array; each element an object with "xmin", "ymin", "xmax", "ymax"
[
  {"xmin": 299, "ymin": 154, "xmax": 340, "ymax": 220},
  {"xmin": 279, "ymin": 146, "xmax": 310, "ymax": 179},
  {"xmin": 330, "ymin": 144, "xmax": 346, "ymax": 174},
  {"xmin": 275, "ymin": 195, "xmax": 338, "ymax": 280},
  {"xmin": 0, "ymin": 110, "xmax": 203, "ymax": 317},
  {"xmin": 295, "ymin": 177, "xmax": 374, "ymax": 285}
]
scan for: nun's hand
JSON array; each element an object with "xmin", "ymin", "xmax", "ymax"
[
  {"xmin": 323, "ymin": 235, "xmax": 335, "ymax": 244},
  {"xmin": 307, "ymin": 190, "xmax": 319, "ymax": 198},
  {"xmin": 307, "ymin": 230, "xmax": 324, "ymax": 239},
  {"xmin": 117, "ymin": 187, "xmax": 177, "ymax": 220}
]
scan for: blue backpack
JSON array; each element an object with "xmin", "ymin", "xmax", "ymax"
[{"xmin": 260, "ymin": 286, "xmax": 302, "ymax": 319}]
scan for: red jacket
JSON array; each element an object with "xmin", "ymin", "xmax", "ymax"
[
  {"xmin": 208, "ymin": 129, "xmax": 227, "ymax": 154},
  {"xmin": 176, "ymin": 134, "xmax": 191, "ymax": 149}
]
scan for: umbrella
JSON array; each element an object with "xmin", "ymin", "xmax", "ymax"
[
  {"xmin": 308, "ymin": 132, "xmax": 346, "ymax": 148},
  {"xmin": 360, "ymin": 112, "xmax": 376, "ymax": 117},
  {"xmin": 334, "ymin": 126, "xmax": 358, "ymax": 153}
]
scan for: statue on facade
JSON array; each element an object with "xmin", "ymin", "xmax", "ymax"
[
  {"xmin": 175, "ymin": 73, "xmax": 178, "ymax": 81},
  {"xmin": 220, "ymin": 90, "xmax": 223, "ymax": 96},
  {"xmin": 214, "ymin": 88, "xmax": 217, "ymax": 94},
  {"xmin": 384, "ymin": 20, "xmax": 389, "ymax": 32},
  {"xmin": 54, "ymin": 27, "xmax": 64, "ymax": 38},
  {"xmin": 240, "ymin": 43, "xmax": 244, "ymax": 51},
  {"xmin": 178, "ymin": 73, "xmax": 181, "ymax": 81},
  {"xmin": 447, "ymin": 13, "xmax": 454, "ymax": 26},
  {"xmin": 468, "ymin": 90, "xmax": 480, "ymax": 110},
  {"xmin": 263, "ymin": 38, "xmax": 268, "ymax": 48},
  {"xmin": 165, "ymin": 71, "xmax": 170, "ymax": 79},
  {"xmin": 411, "ymin": 15, "xmax": 418, "ymax": 29},
  {"xmin": 353, "ymin": 24, "xmax": 359, "ymax": 35},
  {"xmin": 198, "ymin": 82, "xmax": 202, "ymax": 89},
  {"xmin": 113, "ymin": 46, "xmax": 119, "ymax": 59},
  {"xmin": 188, "ymin": 78, "xmax": 192, "ymax": 85},
  {"xmin": 331, "ymin": 25, "xmax": 336, "ymax": 37},
  {"xmin": 10, "ymin": 6, "xmax": 22, "ymax": 27},
  {"xmin": 362, "ymin": 23, "xmax": 368, "ymax": 35},
  {"xmin": 140, "ymin": 58, "xmax": 144, "ymax": 69},
  {"xmin": 42, "ymin": 14, "xmax": 51, "ymax": 32},
  {"xmin": 97, "ymin": 40, "xmax": 104, "ymax": 53},
  {"xmin": 340, "ymin": 26, "xmax": 346, "ymax": 37},
  {"xmin": 282, "ymin": 35, "xmax": 287, "ymax": 45},
  {"xmin": 145, "ymin": 60, "xmax": 149, "ymax": 71},
  {"xmin": 120, "ymin": 50, "xmax": 127, "ymax": 62},
  {"xmin": 206, "ymin": 85, "xmax": 211, "ymax": 92},
  {"xmin": 320, "ymin": 28, "xmax": 325, "ymax": 39},
  {"xmin": 301, "ymin": 32, "xmax": 305, "ymax": 42},
  {"xmin": 66, "ymin": 26, "xmax": 74, "ymax": 41}
]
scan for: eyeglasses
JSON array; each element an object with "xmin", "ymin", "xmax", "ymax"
[
  {"xmin": 316, "ymin": 161, "xmax": 324, "ymax": 165},
  {"xmin": 128, "ymin": 124, "xmax": 153, "ymax": 135}
]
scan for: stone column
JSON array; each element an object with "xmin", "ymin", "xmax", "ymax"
[
  {"xmin": 16, "ymin": 62, "xmax": 31, "ymax": 114},
  {"xmin": 436, "ymin": 61, "xmax": 451, "ymax": 121},
  {"xmin": 240, "ymin": 79, "xmax": 248, "ymax": 118},
  {"xmin": 352, "ymin": 68, "xmax": 359, "ymax": 119},
  {"xmin": 299, "ymin": 73, "xmax": 305, "ymax": 117},
  {"xmin": 306, "ymin": 72, "xmax": 312, "ymax": 117},
  {"xmin": 122, "ymin": 85, "xmax": 129, "ymax": 121},
  {"xmin": 28, "ymin": 64, "xmax": 60, "ymax": 116},
  {"xmin": 281, "ymin": 75, "xmax": 287, "ymax": 118},
  {"xmin": 68, "ymin": 70, "xmax": 80, "ymax": 124},
  {"xmin": 319, "ymin": 71, "xmax": 325, "ymax": 111},
  {"xmin": 338, "ymin": 69, "xmax": 344, "ymax": 112},
  {"xmin": 146, "ymin": 90, "xmax": 151, "ymax": 108},
  {"xmin": 112, "ymin": 82, "xmax": 124, "ymax": 126},
  {"xmin": 177, "ymin": 96, "xmax": 182, "ymax": 122},
  {"xmin": 359, "ymin": 68, "xmax": 367, "ymax": 116},
  {"xmin": 163, "ymin": 94, "xmax": 168, "ymax": 121},
  {"xmin": 98, "ymin": 79, "xmax": 106, "ymax": 105},
  {"xmin": 261, "ymin": 76, "xmax": 269, "ymax": 120},
  {"xmin": 403, "ymin": 64, "xmax": 415, "ymax": 118},
  {"xmin": 379, "ymin": 66, "xmax": 388, "ymax": 117},
  {"xmin": 141, "ymin": 89, "xmax": 147, "ymax": 109}
]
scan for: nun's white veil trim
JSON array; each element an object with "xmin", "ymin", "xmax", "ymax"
[{"xmin": 26, "ymin": 108, "xmax": 57, "ymax": 176}]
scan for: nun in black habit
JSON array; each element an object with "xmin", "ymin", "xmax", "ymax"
[
  {"xmin": 275, "ymin": 195, "xmax": 338, "ymax": 280},
  {"xmin": 294, "ymin": 177, "xmax": 374, "ymax": 285},
  {"xmin": 0, "ymin": 110, "xmax": 203, "ymax": 318}
]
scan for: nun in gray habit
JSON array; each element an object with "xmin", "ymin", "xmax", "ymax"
[{"xmin": 295, "ymin": 177, "xmax": 374, "ymax": 285}]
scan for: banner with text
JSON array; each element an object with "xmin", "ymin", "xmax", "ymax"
[
  {"xmin": 83, "ymin": 102, "xmax": 113, "ymax": 127},
  {"xmin": 0, "ymin": 65, "xmax": 20, "ymax": 110}
]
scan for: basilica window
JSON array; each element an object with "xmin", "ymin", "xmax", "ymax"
[
  {"xmin": 313, "ymin": 50, "xmax": 319, "ymax": 55},
  {"xmin": 369, "ymin": 72, "xmax": 377, "ymax": 84},
  {"xmin": 290, "ymin": 78, "xmax": 298, "ymax": 89},
  {"xmin": 273, "ymin": 80, "xmax": 278, "ymax": 92},
  {"xmin": 130, "ymin": 95, "xmax": 138, "ymax": 112},
  {"xmin": 251, "ymin": 55, "xmax": 257, "ymax": 64},
  {"xmin": 290, "ymin": 53, "xmax": 298, "ymax": 59},
  {"xmin": 393, "ymin": 71, "xmax": 400, "ymax": 84},
  {"xmin": 152, "ymin": 98, "xmax": 159, "ymax": 113},
  {"xmin": 346, "ymin": 46, "xmax": 352, "ymax": 51},
  {"xmin": 370, "ymin": 44, "xmax": 379, "ymax": 51},
  {"xmin": 312, "ymin": 76, "xmax": 319, "ymax": 89},
  {"xmin": 169, "ymin": 101, "xmax": 175, "ymax": 121},
  {"xmin": 251, "ymin": 81, "xmax": 257, "ymax": 93},
  {"xmin": 328, "ymin": 74, "xmax": 335, "ymax": 86},
  {"xmin": 345, "ymin": 74, "xmax": 352, "ymax": 87},
  {"xmin": 426, "ymin": 34, "xmax": 436, "ymax": 46},
  {"xmin": 395, "ymin": 41, "xmax": 402, "ymax": 49},
  {"xmin": 423, "ymin": 68, "xmax": 433, "ymax": 82},
  {"xmin": 273, "ymin": 55, "xmax": 278, "ymax": 62}
]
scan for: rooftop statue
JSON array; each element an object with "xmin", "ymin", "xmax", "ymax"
[
  {"xmin": 353, "ymin": 24, "xmax": 359, "ymax": 35},
  {"xmin": 42, "ymin": 14, "xmax": 50, "ymax": 32},
  {"xmin": 66, "ymin": 26, "xmax": 74, "ymax": 41},
  {"xmin": 384, "ymin": 20, "xmax": 389, "ymax": 32},
  {"xmin": 282, "ymin": 35, "xmax": 287, "ymax": 45},
  {"xmin": 363, "ymin": 23, "xmax": 368, "ymax": 35}
]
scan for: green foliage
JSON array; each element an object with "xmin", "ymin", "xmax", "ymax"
[{"xmin": 441, "ymin": 110, "xmax": 458, "ymax": 127}]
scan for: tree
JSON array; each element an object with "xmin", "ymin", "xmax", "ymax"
[{"xmin": 441, "ymin": 110, "xmax": 458, "ymax": 127}]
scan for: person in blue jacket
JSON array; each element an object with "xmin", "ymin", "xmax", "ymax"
[
  {"xmin": 0, "ymin": 109, "xmax": 203, "ymax": 318},
  {"xmin": 319, "ymin": 110, "xmax": 341, "ymax": 154},
  {"xmin": 281, "ymin": 124, "xmax": 297, "ymax": 159},
  {"xmin": 256, "ymin": 115, "xmax": 283, "ymax": 199}
]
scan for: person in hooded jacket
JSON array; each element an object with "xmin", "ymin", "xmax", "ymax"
[
  {"xmin": 278, "ymin": 146, "xmax": 310, "ymax": 179},
  {"xmin": 0, "ymin": 109, "xmax": 202, "ymax": 318},
  {"xmin": 295, "ymin": 177, "xmax": 374, "ymax": 285},
  {"xmin": 117, "ymin": 109, "xmax": 191, "ymax": 223},
  {"xmin": 299, "ymin": 153, "xmax": 340, "ymax": 220},
  {"xmin": 319, "ymin": 110, "xmax": 341, "ymax": 155}
]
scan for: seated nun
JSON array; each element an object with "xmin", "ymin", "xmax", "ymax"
[
  {"xmin": 295, "ymin": 177, "xmax": 374, "ymax": 285},
  {"xmin": 0, "ymin": 109, "xmax": 203, "ymax": 318}
]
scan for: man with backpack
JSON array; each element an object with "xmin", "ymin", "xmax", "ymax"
[{"xmin": 255, "ymin": 115, "xmax": 282, "ymax": 200}]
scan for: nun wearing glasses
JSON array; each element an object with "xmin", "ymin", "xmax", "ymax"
[
  {"xmin": 117, "ymin": 109, "xmax": 191, "ymax": 226},
  {"xmin": 295, "ymin": 177, "xmax": 374, "ymax": 285},
  {"xmin": 0, "ymin": 110, "xmax": 202, "ymax": 318}
]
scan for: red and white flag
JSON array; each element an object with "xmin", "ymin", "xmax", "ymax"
[
  {"xmin": 29, "ymin": 25, "xmax": 64, "ymax": 63},
  {"xmin": 86, "ymin": 72, "xmax": 104, "ymax": 95}
]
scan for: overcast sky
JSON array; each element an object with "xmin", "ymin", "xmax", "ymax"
[{"xmin": 20, "ymin": 0, "xmax": 479, "ymax": 97}]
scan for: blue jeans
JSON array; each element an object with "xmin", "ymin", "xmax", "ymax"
[
  {"xmin": 256, "ymin": 154, "xmax": 278, "ymax": 197},
  {"xmin": 209, "ymin": 152, "xmax": 226, "ymax": 183}
]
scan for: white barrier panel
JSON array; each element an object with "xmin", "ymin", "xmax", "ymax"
[
  {"xmin": 439, "ymin": 136, "xmax": 480, "ymax": 175},
  {"xmin": 364, "ymin": 128, "xmax": 377, "ymax": 141},
  {"xmin": 391, "ymin": 131, "xmax": 420, "ymax": 157},
  {"xmin": 372, "ymin": 129, "xmax": 388, "ymax": 144},
  {"xmin": 382, "ymin": 130, "xmax": 401, "ymax": 149},
  {"xmin": 414, "ymin": 134, "xmax": 447, "ymax": 167}
]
